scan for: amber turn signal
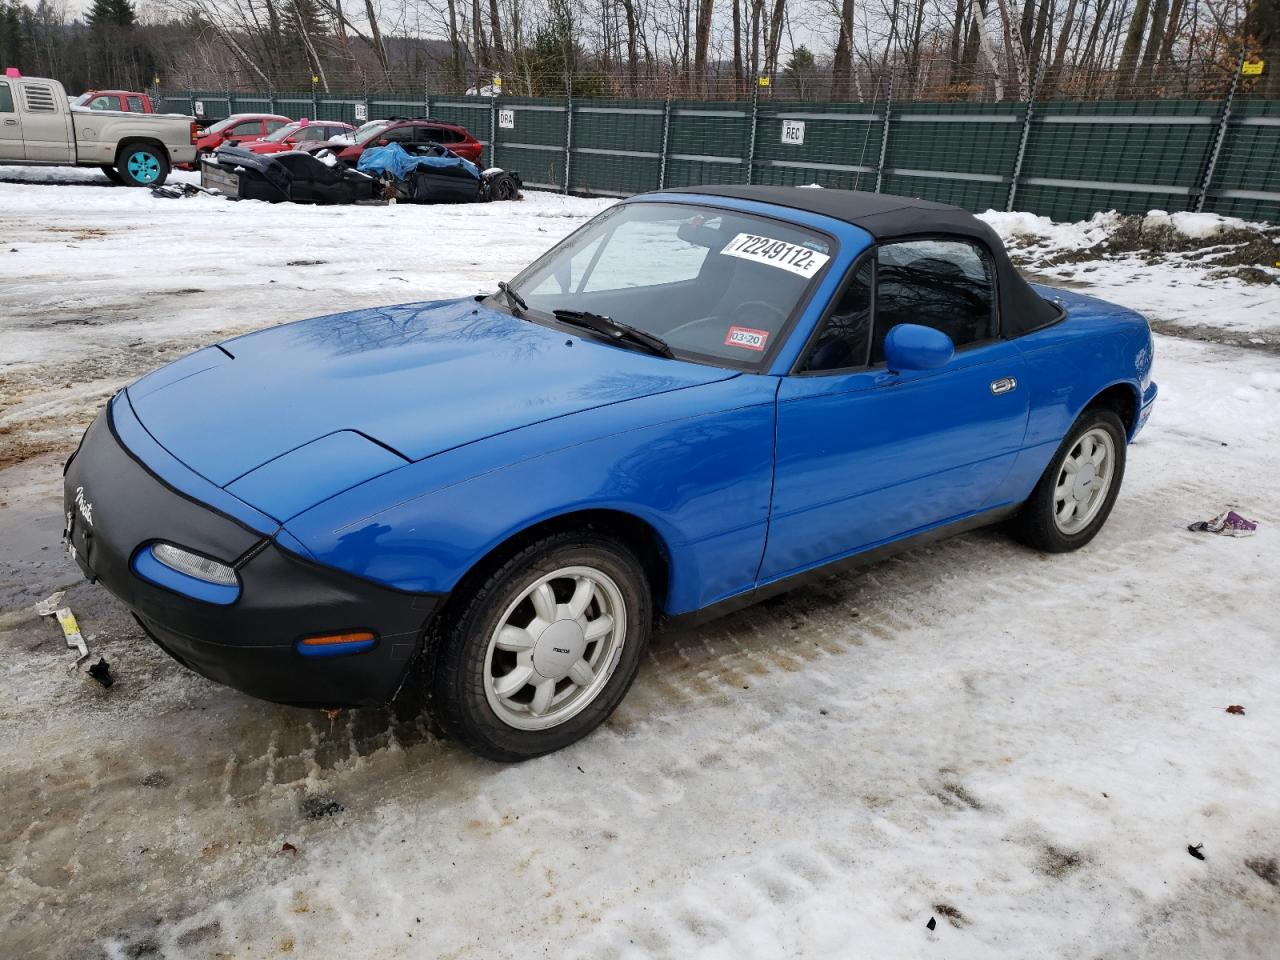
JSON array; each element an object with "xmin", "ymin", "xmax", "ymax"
[{"xmin": 301, "ymin": 631, "xmax": 375, "ymax": 646}]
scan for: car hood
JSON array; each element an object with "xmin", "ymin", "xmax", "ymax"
[{"xmin": 126, "ymin": 298, "xmax": 737, "ymax": 513}]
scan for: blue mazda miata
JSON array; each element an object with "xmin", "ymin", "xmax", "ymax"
[{"xmin": 64, "ymin": 186, "xmax": 1157, "ymax": 760}]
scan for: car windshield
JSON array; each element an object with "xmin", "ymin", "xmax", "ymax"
[
  {"xmin": 508, "ymin": 202, "xmax": 834, "ymax": 368},
  {"xmin": 355, "ymin": 121, "xmax": 392, "ymax": 145},
  {"xmin": 204, "ymin": 116, "xmax": 241, "ymax": 133},
  {"xmin": 264, "ymin": 122, "xmax": 301, "ymax": 142},
  {"xmin": 71, "ymin": 92, "xmax": 92, "ymax": 106}
]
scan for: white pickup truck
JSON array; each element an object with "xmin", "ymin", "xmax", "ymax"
[{"xmin": 0, "ymin": 71, "xmax": 197, "ymax": 186}]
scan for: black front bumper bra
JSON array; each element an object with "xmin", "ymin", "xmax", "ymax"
[{"xmin": 62, "ymin": 397, "xmax": 444, "ymax": 709}]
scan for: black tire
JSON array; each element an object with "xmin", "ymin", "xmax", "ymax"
[
  {"xmin": 487, "ymin": 172, "xmax": 521, "ymax": 201},
  {"xmin": 100, "ymin": 165, "xmax": 124, "ymax": 185},
  {"xmin": 1010, "ymin": 406, "xmax": 1127, "ymax": 553},
  {"xmin": 115, "ymin": 143, "xmax": 170, "ymax": 187},
  {"xmin": 430, "ymin": 530, "xmax": 652, "ymax": 761}
]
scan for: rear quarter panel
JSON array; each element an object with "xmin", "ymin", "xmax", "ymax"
[{"xmin": 1000, "ymin": 286, "xmax": 1154, "ymax": 500}]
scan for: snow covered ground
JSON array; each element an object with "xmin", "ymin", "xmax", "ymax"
[
  {"xmin": 1, "ymin": 168, "xmax": 1278, "ymax": 958},
  {"xmin": 980, "ymin": 208, "xmax": 1280, "ymax": 348}
]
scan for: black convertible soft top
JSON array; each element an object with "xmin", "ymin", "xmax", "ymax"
[{"xmin": 662, "ymin": 184, "xmax": 1062, "ymax": 337}]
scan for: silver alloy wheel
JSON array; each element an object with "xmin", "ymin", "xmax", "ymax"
[
  {"xmin": 1053, "ymin": 427, "xmax": 1116, "ymax": 535},
  {"xmin": 483, "ymin": 565, "xmax": 627, "ymax": 731}
]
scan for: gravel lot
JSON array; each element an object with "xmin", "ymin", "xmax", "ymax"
[{"xmin": 2, "ymin": 169, "xmax": 1277, "ymax": 959}]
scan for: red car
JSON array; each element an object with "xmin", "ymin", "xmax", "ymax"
[
  {"xmin": 72, "ymin": 90, "xmax": 154, "ymax": 113},
  {"xmin": 245, "ymin": 119, "xmax": 355, "ymax": 156},
  {"xmin": 333, "ymin": 118, "xmax": 484, "ymax": 166},
  {"xmin": 195, "ymin": 113, "xmax": 292, "ymax": 157}
]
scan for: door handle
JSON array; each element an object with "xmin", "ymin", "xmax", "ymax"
[
  {"xmin": 990, "ymin": 377, "xmax": 1017, "ymax": 395},
  {"xmin": 3, "ymin": 119, "xmax": 17, "ymax": 126}
]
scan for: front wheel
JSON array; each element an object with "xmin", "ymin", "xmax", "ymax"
[
  {"xmin": 117, "ymin": 144, "xmax": 169, "ymax": 187},
  {"xmin": 430, "ymin": 530, "xmax": 652, "ymax": 761},
  {"xmin": 100, "ymin": 165, "xmax": 124, "ymax": 185},
  {"xmin": 1010, "ymin": 407, "xmax": 1127, "ymax": 552}
]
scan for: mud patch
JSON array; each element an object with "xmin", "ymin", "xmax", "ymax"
[
  {"xmin": 932, "ymin": 902, "xmax": 968, "ymax": 927},
  {"xmin": 1246, "ymin": 856, "xmax": 1279, "ymax": 887},
  {"xmin": 1039, "ymin": 844, "xmax": 1087, "ymax": 878}
]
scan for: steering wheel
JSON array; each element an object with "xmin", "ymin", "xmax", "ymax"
[{"xmin": 735, "ymin": 300, "xmax": 788, "ymax": 326}]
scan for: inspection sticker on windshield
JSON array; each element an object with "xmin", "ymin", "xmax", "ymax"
[
  {"xmin": 721, "ymin": 233, "xmax": 830, "ymax": 278},
  {"xmin": 725, "ymin": 325, "xmax": 770, "ymax": 351}
]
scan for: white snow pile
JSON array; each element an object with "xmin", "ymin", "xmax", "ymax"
[{"xmin": 979, "ymin": 208, "xmax": 1280, "ymax": 343}]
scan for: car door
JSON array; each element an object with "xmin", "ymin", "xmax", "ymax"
[
  {"xmin": 17, "ymin": 79, "xmax": 73, "ymax": 162},
  {"xmin": 759, "ymin": 238, "xmax": 1030, "ymax": 583},
  {"xmin": 0, "ymin": 81, "xmax": 22, "ymax": 160}
]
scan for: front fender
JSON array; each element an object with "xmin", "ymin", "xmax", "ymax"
[{"xmin": 284, "ymin": 375, "xmax": 780, "ymax": 615}]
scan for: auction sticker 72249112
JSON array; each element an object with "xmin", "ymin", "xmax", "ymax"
[{"xmin": 720, "ymin": 233, "xmax": 830, "ymax": 278}]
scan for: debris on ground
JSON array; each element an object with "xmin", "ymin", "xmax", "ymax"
[
  {"xmin": 1187, "ymin": 510, "xmax": 1258, "ymax": 537},
  {"xmin": 301, "ymin": 796, "xmax": 344, "ymax": 820},
  {"xmin": 1226, "ymin": 704, "xmax": 1246, "ymax": 715},
  {"xmin": 33, "ymin": 590, "xmax": 65, "ymax": 617},
  {"xmin": 926, "ymin": 916, "xmax": 937, "ymax": 931},
  {"xmin": 280, "ymin": 842, "xmax": 297, "ymax": 855},
  {"xmin": 87, "ymin": 657, "xmax": 114, "ymax": 688},
  {"xmin": 35, "ymin": 595, "xmax": 90, "ymax": 665},
  {"xmin": 1188, "ymin": 844, "xmax": 1206, "ymax": 860}
]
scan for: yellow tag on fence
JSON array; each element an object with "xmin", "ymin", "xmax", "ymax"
[
  {"xmin": 1242, "ymin": 59, "xmax": 1264, "ymax": 76},
  {"xmin": 758, "ymin": 76, "xmax": 771, "ymax": 87}
]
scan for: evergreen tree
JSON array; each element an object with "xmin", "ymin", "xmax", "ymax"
[
  {"xmin": 85, "ymin": 0, "xmax": 135, "ymax": 30},
  {"xmin": 0, "ymin": 2, "xmax": 26, "ymax": 69},
  {"xmin": 783, "ymin": 46, "xmax": 817, "ymax": 97}
]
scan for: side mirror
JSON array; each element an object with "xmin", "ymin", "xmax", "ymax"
[{"xmin": 883, "ymin": 323, "xmax": 954, "ymax": 372}]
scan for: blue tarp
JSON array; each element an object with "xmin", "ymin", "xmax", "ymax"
[{"xmin": 357, "ymin": 143, "xmax": 480, "ymax": 181}]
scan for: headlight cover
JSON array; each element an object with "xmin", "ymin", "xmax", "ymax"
[
  {"xmin": 152, "ymin": 542, "xmax": 239, "ymax": 585},
  {"xmin": 133, "ymin": 542, "xmax": 242, "ymax": 605}
]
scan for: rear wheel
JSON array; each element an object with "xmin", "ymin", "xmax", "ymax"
[
  {"xmin": 430, "ymin": 530, "xmax": 651, "ymax": 761},
  {"xmin": 117, "ymin": 144, "xmax": 169, "ymax": 187},
  {"xmin": 1010, "ymin": 407, "xmax": 1127, "ymax": 552},
  {"xmin": 100, "ymin": 165, "xmax": 124, "ymax": 185}
]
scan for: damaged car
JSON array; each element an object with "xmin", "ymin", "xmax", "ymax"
[
  {"xmin": 63, "ymin": 186, "xmax": 1157, "ymax": 761},
  {"xmin": 357, "ymin": 142, "xmax": 521, "ymax": 203},
  {"xmin": 199, "ymin": 145, "xmax": 379, "ymax": 204}
]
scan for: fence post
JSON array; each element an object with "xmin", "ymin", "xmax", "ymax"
[
  {"xmin": 1006, "ymin": 62, "xmax": 1041, "ymax": 211},
  {"xmin": 874, "ymin": 69, "xmax": 894, "ymax": 194},
  {"xmin": 564, "ymin": 77, "xmax": 574, "ymax": 194},
  {"xmin": 268, "ymin": 86, "xmax": 276, "ymax": 115},
  {"xmin": 1196, "ymin": 50, "xmax": 1244, "ymax": 213},
  {"xmin": 490, "ymin": 90, "xmax": 498, "ymax": 169},
  {"xmin": 658, "ymin": 85, "xmax": 672, "ymax": 190},
  {"xmin": 746, "ymin": 75, "xmax": 759, "ymax": 185}
]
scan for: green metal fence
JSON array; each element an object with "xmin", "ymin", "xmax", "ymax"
[{"xmin": 158, "ymin": 87, "xmax": 1280, "ymax": 223}]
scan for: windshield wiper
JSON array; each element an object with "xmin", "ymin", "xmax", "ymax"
[
  {"xmin": 552, "ymin": 309, "xmax": 675, "ymax": 359},
  {"xmin": 497, "ymin": 281, "xmax": 528, "ymax": 315}
]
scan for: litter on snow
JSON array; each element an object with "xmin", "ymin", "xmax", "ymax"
[
  {"xmin": 35, "ymin": 592, "xmax": 91, "ymax": 665},
  {"xmin": 1187, "ymin": 510, "xmax": 1259, "ymax": 537}
]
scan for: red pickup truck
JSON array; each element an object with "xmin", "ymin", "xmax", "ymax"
[{"xmin": 72, "ymin": 90, "xmax": 155, "ymax": 113}]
